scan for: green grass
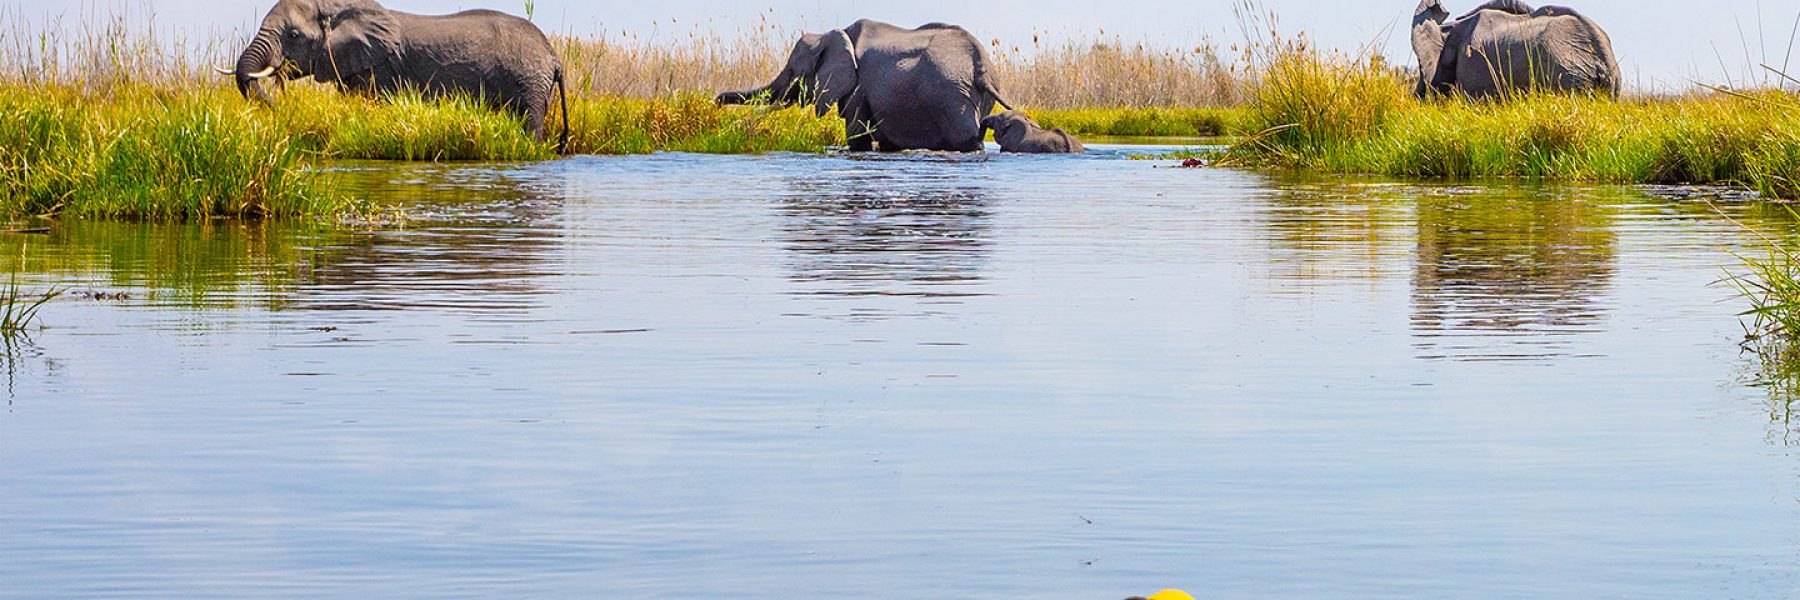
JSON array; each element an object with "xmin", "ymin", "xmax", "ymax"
[
  {"xmin": 274, "ymin": 87, "xmax": 844, "ymax": 160},
  {"xmin": 1215, "ymin": 44, "xmax": 1800, "ymax": 200},
  {"xmin": 0, "ymin": 84, "xmax": 340, "ymax": 219},
  {"xmin": 0, "ymin": 81, "xmax": 848, "ymax": 219},
  {"xmin": 1027, "ymin": 107, "xmax": 1246, "ymax": 138},
  {"xmin": 566, "ymin": 93, "xmax": 843, "ymax": 155},
  {"xmin": 0, "ymin": 266, "xmax": 59, "ymax": 338}
]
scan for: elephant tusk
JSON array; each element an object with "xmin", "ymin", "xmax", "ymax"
[
  {"xmin": 214, "ymin": 66, "xmax": 236, "ymax": 76},
  {"xmin": 244, "ymin": 66, "xmax": 279, "ymax": 79}
]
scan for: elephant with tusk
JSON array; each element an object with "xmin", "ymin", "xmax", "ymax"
[
  {"xmin": 982, "ymin": 111, "xmax": 1084, "ymax": 154},
  {"xmin": 225, "ymin": 0, "xmax": 570, "ymax": 150},
  {"xmin": 1412, "ymin": 0, "xmax": 1620, "ymax": 100},
  {"xmin": 717, "ymin": 19, "xmax": 1015, "ymax": 153}
]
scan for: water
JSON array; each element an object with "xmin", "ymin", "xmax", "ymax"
[{"xmin": 2, "ymin": 147, "xmax": 1797, "ymax": 598}]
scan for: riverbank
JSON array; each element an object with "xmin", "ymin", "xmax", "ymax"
[
  {"xmin": 5, "ymin": 19, "xmax": 1797, "ymax": 220},
  {"xmin": 1215, "ymin": 46, "xmax": 1800, "ymax": 200},
  {"xmin": 0, "ymin": 82, "xmax": 842, "ymax": 219}
]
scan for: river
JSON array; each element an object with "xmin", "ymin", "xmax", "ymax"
[{"xmin": 1, "ymin": 147, "xmax": 1796, "ymax": 597}]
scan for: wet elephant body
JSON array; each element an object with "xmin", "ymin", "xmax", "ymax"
[
  {"xmin": 983, "ymin": 111, "xmax": 1084, "ymax": 154},
  {"xmin": 718, "ymin": 19, "xmax": 1014, "ymax": 152}
]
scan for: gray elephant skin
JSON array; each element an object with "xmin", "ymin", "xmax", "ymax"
[
  {"xmin": 231, "ymin": 0, "xmax": 569, "ymax": 149},
  {"xmin": 1412, "ymin": 0, "xmax": 1620, "ymax": 100},
  {"xmin": 717, "ymin": 19, "xmax": 1015, "ymax": 152},
  {"xmin": 983, "ymin": 111, "xmax": 1084, "ymax": 154}
]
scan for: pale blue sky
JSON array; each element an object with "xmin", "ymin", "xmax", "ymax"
[{"xmin": 9, "ymin": 0, "xmax": 1799, "ymax": 90}]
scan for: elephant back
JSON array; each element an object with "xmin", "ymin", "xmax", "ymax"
[{"xmin": 1533, "ymin": 9, "xmax": 1619, "ymax": 95}]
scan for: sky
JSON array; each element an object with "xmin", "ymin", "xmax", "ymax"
[{"xmin": 7, "ymin": 0, "xmax": 1799, "ymax": 91}]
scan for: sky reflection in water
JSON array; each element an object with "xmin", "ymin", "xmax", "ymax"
[{"xmin": 1, "ymin": 150, "xmax": 1798, "ymax": 598}]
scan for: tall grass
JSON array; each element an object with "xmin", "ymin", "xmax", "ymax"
[
  {"xmin": 0, "ymin": 266, "xmax": 59, "ymax": 339},
  {"xmin": 1720, "ymin": 90, "xmax": 1800, "ymax": 371},
  {"xmin": 991, "ymin": 37, "xmax": 1248, "ymax": 109},
  {"xmin": 1027, "ymin": 107, "xmax": 1245, "ymax": 138},
  {"xmin": 5, "ymin": 5, "xmax": 1798, "ymax": 219},
  {"xmin": 0, "ymin": 83, "xmax": 340, "ymax": 219},
  {"xmin": 1216, "ymin": 40, "xmax": 1800, "ymax": 200}
]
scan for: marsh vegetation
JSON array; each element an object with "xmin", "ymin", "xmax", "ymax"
[{"xmin": 0, "ymin": 6, "xmax": 1795, "ymax": 220}]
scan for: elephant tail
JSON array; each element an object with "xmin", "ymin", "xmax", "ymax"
[
  {"xmin": 555, "ymin": 68, "xmax": 571, "ymax": 155},
  {"xmin": 982, "ymin": 79, "xmax": 1015, "ymax": 112}
]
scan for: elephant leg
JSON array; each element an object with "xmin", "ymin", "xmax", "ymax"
[
  {"xmin": 524, "ymin": 102, "xmax": 548, "ymax": 142},
  {"xmin": 840, "ymin": 94, "xmax": 875, "ymax": 152}
]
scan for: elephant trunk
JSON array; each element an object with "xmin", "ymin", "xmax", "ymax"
[
  {"xmin": 717, "ymin": 71, "xmax": 796, "ymax": 106},
  {"xmin": 716, "ymin": 85, "xmax": 767, "ymax": 105},
  {"xmin": 235, "ymin": 30, "xmax": 282, "ymax": 104}
]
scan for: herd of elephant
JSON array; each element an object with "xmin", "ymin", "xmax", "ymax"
[{"xmin": 225, "ymin": 0, "xmax": 1622, "ymax": 154}]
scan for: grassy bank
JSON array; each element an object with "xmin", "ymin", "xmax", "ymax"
[
  {"xmin": 0, "ymin": 84, "xmax": 339, "ymax": 219},
  {"xmin": 1218, "ymin": 43, "xmax": 1800, "ymax": 199},
  {"xmin": 274, "ymin": 86, "xmax": 842, "ymax": 160},
  {"xmin": 0, "ymin": 81, "xmax": 843, "ymax": 219},
  {"xmin": 5, "ymin": 9, "xmax": 1797, "ymax": 219},
  {"xmin": 1028, "ymin": 107, "xmax": 1245, "ymax": 138}
]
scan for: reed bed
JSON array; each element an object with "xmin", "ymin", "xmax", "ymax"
[
  {"xmin": 0, "ymin": 83, "xmax": 338, "ymax": 219},
  {"xmin": 5, "ymin": 7, "xmax": 1798, "ymax": 219},
  {"xmin": 1216, "ymin": 40, "xmax": 1800, "ymax": 200},
  {"xmin": 991, "ymin": 37, "xmax": 1248, "ymax": 109},
  {"xmin": 1027, "ymin": 107, "xmax": 1245, "ymax": 138}
]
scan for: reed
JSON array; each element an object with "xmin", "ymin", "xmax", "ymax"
[
  {"xmin": 1027, "ymin": 107, "xmax": 1246, "ymax": 138},
  {"xmin": 990, "ymin": 37, "xmax": 1248, "ymax": 109},
  {"xmin": 0, "ymin": 268, "xmax": 59, "ymax": 337},
  {"xmin": 1733, "ymin": 232, "xmax": 1800, "ymax": 358},
  {"xmin": 5, "ymin": 6, "xmax": 1797, "ymax": 220},
  {"xmin": 1216, "ymin": 40, "xmax": 1800, "ymax": 200},
  {"xmin": 0, "ymin": 83, "xmax": 340, "ymax": 219}
]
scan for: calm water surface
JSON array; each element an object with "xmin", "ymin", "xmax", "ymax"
[{"xmin": 2, "ymin": 147, "xmax": 1798, "ymax": 598}]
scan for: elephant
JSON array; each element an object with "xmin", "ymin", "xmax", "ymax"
[
  {"xmin": 1411, "ymin": 0, "xmax": 1620, "ymax": 100},
  {"xmin": 717, "ymin": 19, "xmax": 1015, "ymax": 152},
  {"xmin": 982, "ymin": 111, "xmax": 1084, "ymax": 154},
  {"xmin": 226, "ymin": 0, "xmax": 569, "ymax": 150}
]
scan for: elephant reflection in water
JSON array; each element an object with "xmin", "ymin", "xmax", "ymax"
[
  {"xmin": 1253, "ymin": 180, "xmax": 1617, "ymax": 361},
  {"xmin": 1410, "ymin": 190, "xmax": 1616, "ymax": 360},
  {"xmin": 777, "ymin": 172, "xmax": 994, "ymax": 308}
]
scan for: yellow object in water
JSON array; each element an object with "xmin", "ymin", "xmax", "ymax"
[{"xmin": 1147, "ymin": 591, "xmax": 1195, "ymax": 600}]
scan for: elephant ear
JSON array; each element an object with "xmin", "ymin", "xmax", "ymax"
[
  {"xmin": 1465, "ymin": 0, "xmax": 1532, "ymax": 17},
  {"xmin": 808, "ymin": 29, "xmax": 858, "ymax": 118},
  {"xmin": 1411, "ymin": 0, "xmax": 1451, "ymax": 97},
  {"xmin": 1413, "ymin": 0, "xmax": 1451, "ymax": 22},
  {"xmin": 316, "ymin": 2, "xmax": 399, "ymax": 84}
]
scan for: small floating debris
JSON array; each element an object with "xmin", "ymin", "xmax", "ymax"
[
  {"xmin": 1180, "ymin": 158, "xmax": 1207, "ymax": 168},
  {"xmin": 74, "ymin": 290, "xmax": 131, "ymax": 301},
  {"xmin": 570, "ymin": 328, "xmax": 653, "ymax": 335}
]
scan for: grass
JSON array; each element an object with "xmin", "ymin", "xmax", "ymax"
[
  {"xmin": 0, "ymin": 79, "xmax": 845, "ymax": 219},
  {"xmin": 0, "ymin": 83, "xmax": 341, "ymax": 219},
  {"xmin": 2, "ymin": 5, "xmax": 1796, "ymax": 219},
  {"xmin": 1725, "ymin": 91, "xmax": 1800, "ymax": 363},
  {"xmin": 1208, "ymin": 40, "xmax": 1800, "ymax": 200},
  {"xmin": 1733, "ymin": 228, "xmax": 1800, "ymax": 352},
  {"xmin": 0, "ymin": 267, "xmax": 59, "ymax": 339},
  {"xmin": 0, "ymin": 14, "xmax": 849, "ymax": 219},
  {"xmin": 1027, "ymin": 107, "xmax": 1246, "ymax": 138}
]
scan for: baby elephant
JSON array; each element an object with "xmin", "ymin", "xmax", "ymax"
[{"xmin": 982, "ymin": 111, "xmax": 1085, "ymax": 154}]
